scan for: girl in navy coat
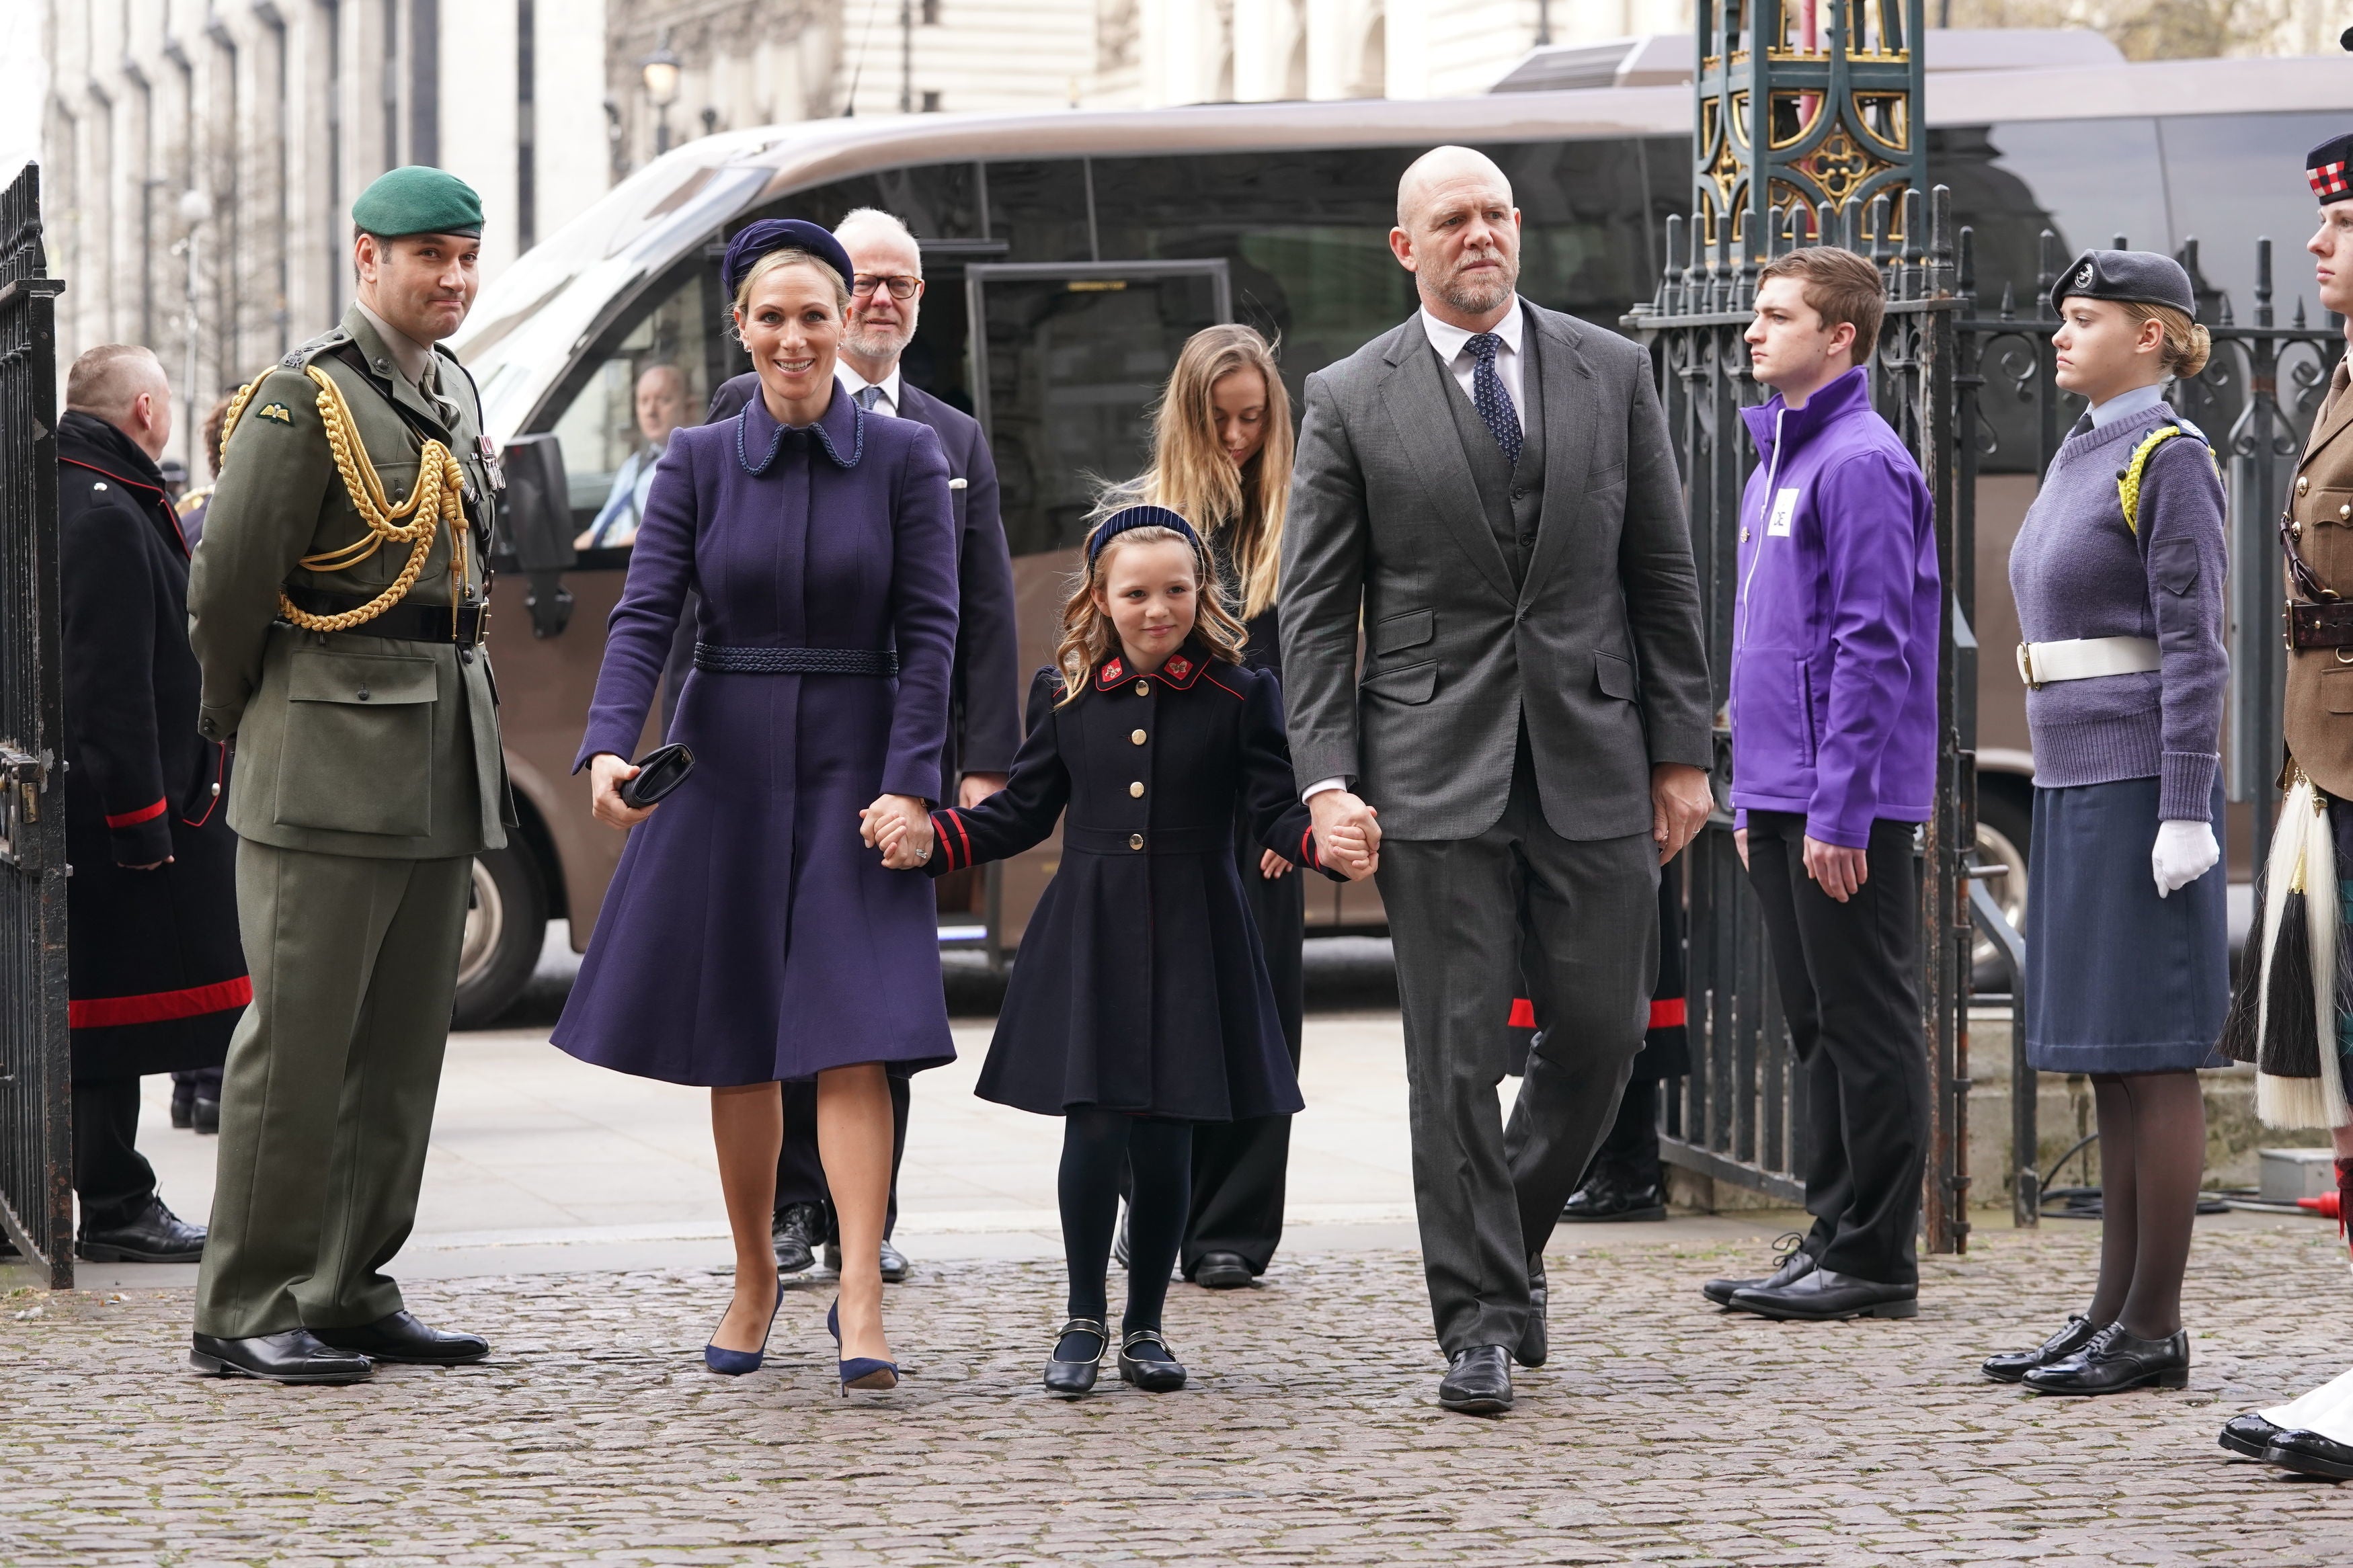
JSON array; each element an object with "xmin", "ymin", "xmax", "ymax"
[{"xmin": 908, "ymin": 506, "xmax": 1365, "ymax": 1396}]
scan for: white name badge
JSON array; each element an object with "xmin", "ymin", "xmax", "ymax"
[{"xmin": 1766, "ymin": 487, "xmax": 1801, "ymax": 538}]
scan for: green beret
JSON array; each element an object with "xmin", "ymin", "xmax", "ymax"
[{"xmin": 352, "ymin": 166, "xmax": 483, "ymax": 239}]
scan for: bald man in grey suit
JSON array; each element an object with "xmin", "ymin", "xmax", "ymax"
[{"xmin": 1281, "ymin": 147, "xmax": 1714, "ymax": 1415}]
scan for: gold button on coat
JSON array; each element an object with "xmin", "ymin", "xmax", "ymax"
[
  {"xmin": 1129, "ymin": 833, "xmax": 1144, "ymax": 850},
  {"xmin": 2299, "ymin": 476, "xmax": 2311, "ymax": 495},
  {"xmin": 1134, "ymin": 679, "xmax": 1150, "ymax": 696},
  {"xmin": 2341, "ymin": 503, "xmax": 2351, "ymax": 521},
  {"xmin": 1131, "ymin": 729, "xmax": 1146, "ymax": 745},
  {"xmin": 1129, "ymin": 781, "xmax": 1145, "ymax": 797}
]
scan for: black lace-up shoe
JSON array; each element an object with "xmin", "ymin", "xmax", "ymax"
[
  {"xmin": 1703, "ymin": 1232, "xmax": 1813, "ymax": 1308},
  {"xmin": 1983, "ymin": 1314, "xmax": 2098, "ymax": 1383},
  {"xmin": 2022, "ymin": 1323, "xmax": 2188, "ymax": 1395},
  {"xmin": 772, "ymin": 1202, "xmax": 824, "ymax": 1275},
  {"xmin": 76, "ymin": 1197, "xmax": 206, "ymax": 1264}
]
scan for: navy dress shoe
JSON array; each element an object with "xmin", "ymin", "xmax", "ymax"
[
  {"xmin": 1438, "ymin": 1345, "xmax": 1514, "ymax": 1414},
  {"xmin": 1702, "ymin": 1233, "xmax": 1813, "ymax": 1307},
  {"xmin": 2266, "ymin": 1428, "xmax": 2353, "ymax": 1479},
  {"xmin": 313, "ymin": 1311, "xmax": 490, "ymax": 1366},
  {"xmin": 772, "ymin": 1202, "xmax": 824, "ymax": 1275},
  {"xmin": 2022, "ymin": 1324, "xmax": 2188, "ymax": 1395},
  {"xmin": 1730, "ymin": 1266, "xmax": 1918, "ymax": 1321},
  {"xmin": 191, "ymin": 1330, "xmax": 373, "ymax": 1384},
  {"xmin": 2220, "ymin": 1413, "xmax": 2286, "ymax": 1460},
  {"xmin": 1192, "ymin": 1251, "xmax": 1254, "ymax": 1290},
  {"xmin": 77, "ymin": 1197, "xmax": 206, "ymax": 1264},
  {"xmin": 1982, "ymin": 1315, "xmax": 2098, "ymax": 1383}
]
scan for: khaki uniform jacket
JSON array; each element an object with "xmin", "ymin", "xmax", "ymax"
[{"xmin": 189, "ymin": 305, "xmax": 510, "ymax": 859}]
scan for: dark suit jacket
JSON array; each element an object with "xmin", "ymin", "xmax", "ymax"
[
  {"xmin": 708, "ymin": 372, "xmax": 1022, "ymax": 785},
  {"xmin": 1279, "ymin": 301, "xmax": 1712, "ymax": 843}
]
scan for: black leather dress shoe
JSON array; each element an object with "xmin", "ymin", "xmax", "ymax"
[
  {"xmin": 193, "ymin": 1094, "xmax": 220, "ymax": 1134},
  {"xmin": 1703, "ymin": 1233, "xmax": 1813, "ymax": 1307},
  {"xmin": 2220, "ymin": 1413, "xmax": 2286, "ymax": 1460},
  {"xmin": 1515, "ymin": 1257, "xmax": 1547, "ymax": 1368},
  {"xmin": 1118, "ymin": 1328, "xmax": 1188, "ymax": 1393},
  {"xmin": 1438, "ymin": 1344, "xmax": 1514, "ymax": 1415},
  {"xmin": 1043, "ymin": 1319, "xmax": 1105, "ymax": 1398},
  {"xmin": 1730, "ymin": 1266, "xmax": 1918, "ymax": 1321},
  {"xmin": 2022, "ymin": 1323, "xmax": 2188, "ymax": 1395},
  {"xmin": 76, "ymin": 1197, "xmax": 206, "ymax": 1264},
  {"xmin": 170, "ymin": 1080, "xmax": 196, "ymax": 1128},
  {"xmin": 1561, "ymin": 1169, "xmax": 1668, "ymax": 1223},
  {"xmin": 2267, "ymin": 1427, "xmax": 2353, "ymax": 1479},
  {"xmin": 1192, "ymin": 1251, "xmax": 1254, "ymax": 1290},
  {"xmin": 190, "ymin": 1330, "xmax": 373, "ymax": 1384},
  {"xmin": 772, "ymin": 1202, "xmax": 824, "ymax": 1274},
  {"xmin": 311, "ymin": 1311, "xmax": 489, "ymax": 1365},
  {"xmin": 1982, "ymin": 1314, "xmax": 2098, "ymax": 1384},
  {"xmin": 878, "ymin": 1239, "xmax": 911, "ymax": 1284}
]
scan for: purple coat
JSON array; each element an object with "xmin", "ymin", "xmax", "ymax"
[
  {"xmin": 1728, "ymin": 368, "xmax": 1940, "ymax": 848},
  {"xmin": 551, "ymin": 384, "xmax": 960, "ymax": 1085}
]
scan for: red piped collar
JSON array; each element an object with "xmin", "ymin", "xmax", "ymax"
[{"xmin": 1095, "ymin": 646, "xmax": 1209, "ymax": 692}]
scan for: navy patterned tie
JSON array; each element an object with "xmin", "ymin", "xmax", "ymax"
[{"xmin": 1466, "ymin": 333, "xmax": 1521, "ymax": 468}]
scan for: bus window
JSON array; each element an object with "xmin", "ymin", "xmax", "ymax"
[{"xmin": 2160, "ymin": 112, "xmax": 2343, "ymax": 333}]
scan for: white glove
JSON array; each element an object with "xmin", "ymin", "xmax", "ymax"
[{"xmin": 2151, "ymin": 818, "xmax": 2220, "ymax": 898}]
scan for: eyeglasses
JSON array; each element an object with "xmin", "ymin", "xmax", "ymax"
[{"xmin": 854, "ymin": 274, "xmax": 921, "ymax": 300}]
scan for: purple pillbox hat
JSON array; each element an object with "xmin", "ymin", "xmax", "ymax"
[{"xmin": 722, "ymin": 218, "xmax": 854, "ymax": 300}]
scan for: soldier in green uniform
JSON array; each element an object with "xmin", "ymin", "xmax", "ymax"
[{"xmin": 187, "ymin": 167, "xmax": 512, "ymax": 1384}]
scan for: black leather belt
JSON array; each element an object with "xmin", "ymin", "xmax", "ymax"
[
  {"xmin": 693, "ymin": 643, "xmax": 900, "ymax": 676},
  {"xmin": 2288, "ymin": 600, "xmax": 2353, "ymax": 651},
  {"xmin": 281, "ymin": 586, "xmax": 486, "ymax": 645}
]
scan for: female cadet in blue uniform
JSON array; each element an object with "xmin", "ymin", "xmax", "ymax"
[
  {"xmin": 556, "ymin": 220, "xmax": 959, "ymax": 1396},
  {"xmin": 1988, "ymin": 249, "xmax": 2229, "ymax": 1396},
  {"xmin": 911, "ymin": 507, "xmax": 1363, "ymax": 1396}
]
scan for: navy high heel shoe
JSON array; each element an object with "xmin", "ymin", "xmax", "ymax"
[
  {"xmin": 829, "ymin": 1298, "xmax": 900, "ymax": 1393},
  {"xmin": 703, "ymin": 1286, "xmax": 782, "ymax": 1376}
]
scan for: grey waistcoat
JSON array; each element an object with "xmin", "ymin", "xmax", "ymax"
[{"xmin": 1439, "ymin": 336, "xmax": 1549, "ymax": 585}]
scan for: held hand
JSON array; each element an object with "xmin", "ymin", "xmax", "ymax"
[
  {"xmin": 1259, "ymin": 848, "xmax": 1295, "ymax": 879},
  {"xmin": 1309, "ymin": 789, "xmax": 1381, "ymax": 876},
  {"xmin": 590, "ymin": 753, "xmax": 654, "ymax": 830},
  {"xmin": 1734, "ymin": 828, "xmax": 1749, "ymax": 871},
  {"xmin": 862, "ymin": 794, "xmax": 936, "ymax": 870},
  {"xmin": 958, "ymin": 772, "xmax": 1008, "ymax": 810},
  {"xmin": 1651, "ymin": 764, "xmax": 1712, "ymax": 864},
  {"xmin": 1320, "ymin": 823, "xmax": 1379, "ymax": 880},
  {"xmin": 2151, "ymin": 818, "xmax": 2220, "ymax": 898},
  {"xmin": 1802, "ymin": 835, "xmax": 1870, "ymax": 903}
]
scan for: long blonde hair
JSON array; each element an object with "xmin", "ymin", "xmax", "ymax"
[
  {"xmin": 1051, "ymin": 525, "xmax": 1249, "ymax": 706},
  {"xmin": 1103, "ymin": 325, "xmax": 1293, "ymax": 621}
]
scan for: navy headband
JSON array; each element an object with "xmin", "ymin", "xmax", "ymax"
[
  {"xmin": 1086, "ymin": 505, "xmax": 1200, "ymax": 562},
  {"xmin": 722, "ymin": 218, "xmax": 855, "ymax": 301}
]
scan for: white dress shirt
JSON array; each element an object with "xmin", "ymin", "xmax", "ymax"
[
  {"xmin": 1301, "ymin": 301, "xmax": 1531, "ymax": 802},
  {"xmin": 838, "ymin": 363, "xmax": 904, "ymax": 418}
]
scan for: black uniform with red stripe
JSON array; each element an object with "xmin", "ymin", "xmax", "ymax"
[
  {"xmin": 56, "ymin": 411, "xmax": 246, "ymax": 1081},
  {"xmin": 928, "ymin": 647, "xmax": 1341, "ymax": 1120}
]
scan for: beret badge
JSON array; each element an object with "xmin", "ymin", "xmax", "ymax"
[{"xmin": 2074, "ymin": 261, "xmax": 2095, "ymax": 290}]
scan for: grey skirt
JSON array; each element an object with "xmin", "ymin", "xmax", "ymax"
[{"xmin": 2024, "ymin": 776, "xmax": 2229, "ymax": 1073}]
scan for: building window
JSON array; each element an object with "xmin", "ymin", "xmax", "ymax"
[{"xmin": 921, "ymin": 90, "xmax": 942, "ymax": 112}]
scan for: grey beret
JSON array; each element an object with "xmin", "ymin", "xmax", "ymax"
[{"xmin": 2049, "ymin": 249, "xmax": 2195, "ymax": 317}]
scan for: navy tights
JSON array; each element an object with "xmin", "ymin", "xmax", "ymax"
[{"xmin": 1059, "ymin": 1110, "xmax": 1191, "ymax": 1346}]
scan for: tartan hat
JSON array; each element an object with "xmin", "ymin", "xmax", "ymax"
[
  {"xmin": 351, "ymin": 166, "xmax": 483, "ymax": 239},
  {"xmin": 2309, "ymin": 133, "xmax": 2353, "ymax": 206},
  {"xmin": 721, "ymin": 219, "xmax": 854, "ymax": 302},
  {"xmin": 2049, "ymin": 249, "xmax": 2196, "ymax": 317}
]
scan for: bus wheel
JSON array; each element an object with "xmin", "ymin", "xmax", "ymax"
[{"xmin": 452, "ymin": 843, "xmax": 549, "ymax": 1030}]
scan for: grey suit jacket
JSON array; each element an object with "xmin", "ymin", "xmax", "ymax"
[{"xmin": 1278, "ymin": 301, "xmax": 1712, "ymax": 842}]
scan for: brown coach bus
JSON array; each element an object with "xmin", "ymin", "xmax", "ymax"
[{"xmin": 442, "ymin": 44, "xmax": 2350, "ymax": 1024}]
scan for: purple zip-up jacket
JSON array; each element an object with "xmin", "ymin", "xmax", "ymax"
[{"xmin": 1729, "ymin": 367, "xmax": 1940, "ymax": 848}]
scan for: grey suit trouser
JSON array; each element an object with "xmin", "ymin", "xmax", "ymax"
[{"xmin": 1375, "ymin": 743, "xmax": 1658, "ymax": 1354}]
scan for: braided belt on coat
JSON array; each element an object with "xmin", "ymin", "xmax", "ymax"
[{"xmin": 692, "ymin": 643, "xmax": 900, "ymax": 676}]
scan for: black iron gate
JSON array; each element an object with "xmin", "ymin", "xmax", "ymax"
[{"xmin": 0, "ymin": 162, "xmax": 72, "ymax": 1289}]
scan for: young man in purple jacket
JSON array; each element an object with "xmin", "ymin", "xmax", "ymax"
[{"xmin": 1710, "ymin": 245, "xmax": 1940, "ymax": 1322}]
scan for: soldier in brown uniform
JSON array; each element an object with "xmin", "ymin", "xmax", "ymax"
[{"xmin": 2217, "ymin": 131, "xmax": 2353, "ymax": 1479}]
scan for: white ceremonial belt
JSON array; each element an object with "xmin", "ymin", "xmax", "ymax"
[{"xmin": 2016, "ymin": 636, "xmax": 2161, "ymax": 690}]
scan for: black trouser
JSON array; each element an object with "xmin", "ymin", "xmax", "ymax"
[
  {"xmin": 71, "ymin": 1076, "xmax": 158, "ymax": 1231},
  {"xmin": 1182, "ymin": 838, "xmax": 1306, "ymax": 1278},
  {"xmin": 1742, "ymin": 811, "xmax": 1927, "ymax": 1286},
  {"xmin": 774, "ymin": 1075, "xmax": 912, "ymax": 1239},
  {"xmin": 1586, "ymin": 1075, "xmax": 1663, "ymax": 1187}
]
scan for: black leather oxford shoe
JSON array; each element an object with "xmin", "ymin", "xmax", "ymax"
[
  {"xmin": 311, "ymin": 1311, "xmax": 489, "ymax": 1366},
  {"xmin": 1561, "ymin": 1169, "xmax": 1667, "ymax": 1223},
  {"xmin": 1703, "ymin": 1233, "xmax": 1813, "ymax": 1308},
  {"xmin": 1730, "ymin": 1267, "xmax": 1918, "ymax": 1321},
  {"xmin": 1192, "ymin": 1251, "xmax": 1253, "ymax": 1290},
  {"xmin": 1982, "ymin": 1315, "xmax": 2099, "ymax": 1384},
  {"xmin": 2266, "ymin": 1427, "xmax": 2353, "ymax": 1480},
  {"xmin": 2022, "ymin": 1324, "xmax": 2188, "ymax": 1395},
  {"xmin": 2219, "ymin": 1413, "xmax": 2286, "ymax": 1460},
  {"xmin": 76, "ymin": 1197, "xmax": 206, "ymax": 1264},
  {"xmin": 190, "ymin": 1330, "xmax": 373, "ymax": 1385},
  {"xmin": 1438, "ymin": 1344, "xmax": 1514, "ymax": 1415},
  {"xmin": 772, "ymin": 1202, "xmax": 824, "ymax": 1275}
]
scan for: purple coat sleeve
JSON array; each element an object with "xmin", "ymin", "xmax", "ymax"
[
  {"xmin": 1808, "ymin": 451, "xmax": 1937, "ymax": 848},
  {"xmin": 575, "ymin": 437, "xmax": 699, "ymax": 770},
  {"xmin": 881, "ymin": 423, "xmax": 961, "ymax": 803},
  {"xmin": 2137, "ymin": 436, "xmax": 2228, "ymax": 821}
]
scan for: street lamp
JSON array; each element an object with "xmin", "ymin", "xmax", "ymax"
[
  {"xmin": 641, "ymin": 32, "xmax": 682, "ymax": 156},
  {"xmin": 174, "ymin": 185, "xmax": 211, "ymax": 466}
]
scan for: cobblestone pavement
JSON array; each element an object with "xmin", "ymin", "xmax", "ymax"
[{"xmin": 6, "ymin": 1224, "xmax": 2352, "ymax": 1566}]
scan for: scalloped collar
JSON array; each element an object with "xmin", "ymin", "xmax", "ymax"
[{"xmin": 737, "ymin": 380, "xmax": 865, "ymax": 476}]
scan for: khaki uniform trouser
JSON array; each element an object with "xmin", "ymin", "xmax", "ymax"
[{"xmin": 194, "ymin": 840, "xmax": 471, "ymax": 1338}]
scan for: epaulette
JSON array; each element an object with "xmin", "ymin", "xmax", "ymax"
[{"xmin": 279, "ymin": 325, "xmax": 354, "ymax": 371}]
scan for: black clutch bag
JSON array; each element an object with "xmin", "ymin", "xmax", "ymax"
[{"xmin": 619, "ymin": 743, "xmax": 696, "ymax": 809}]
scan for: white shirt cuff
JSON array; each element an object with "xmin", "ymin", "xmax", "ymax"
[{"xmin": 1302, "ymin": 777, "xmax": 1348, "ymax": 801}]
